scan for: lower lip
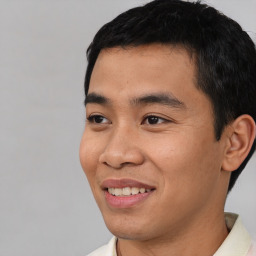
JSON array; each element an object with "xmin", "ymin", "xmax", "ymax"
[{"xmin": 104, "ymin": 190, "xmax": 153, "ymax": 208}]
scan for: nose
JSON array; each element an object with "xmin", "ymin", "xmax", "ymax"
[{"xmin": 99, "ymin": 127, "xmax": 145, "ymax": 169}]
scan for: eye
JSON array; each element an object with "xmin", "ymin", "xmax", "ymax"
[
  {"xmin": 143, "ymin": 115, "xmax": 167, "ymax": 125},
  {"xmin": 87, "ymin": 115, "xmax": 110, "ymax": 124}
]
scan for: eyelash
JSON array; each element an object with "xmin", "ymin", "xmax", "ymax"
[
  {"xmin": 87, "ymin": 114, "xmax": 170, "ymax": 125},
  {"xmin": 87, "ymin": 115, "xmax": 110, "ymax": 124},
  {"xmin": 142, "ymin": 115, "xmax": 168, "ymax": 125}
]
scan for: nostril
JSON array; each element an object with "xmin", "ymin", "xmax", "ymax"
[
  {"xmin": 103, "ymin": 160, "xmax": 139, "ymax": 169},
  {"xmin": 99, "ymin": 145, "xmax": 145, "ymax": 169},
  {"xmin": 102, "ymin": 160, "xmax": 123, "ymax": 169}
]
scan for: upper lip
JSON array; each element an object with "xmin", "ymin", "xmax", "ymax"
[{"xmin": 101, "ymin": 178, "xmax": 156, "ymax": 190}]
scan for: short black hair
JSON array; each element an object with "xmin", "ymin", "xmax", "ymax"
[{"xmin": 84, "ymin": 0, "xmax": 256, "ymax": 192}]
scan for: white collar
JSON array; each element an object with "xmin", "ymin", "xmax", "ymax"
[
  {"xmin": 213, "ymin": 213, "xmax": 252, "ymax": 256},
  {"xmin": 88, "ymin": 213, "xmax": 253, "ymax": 256}
]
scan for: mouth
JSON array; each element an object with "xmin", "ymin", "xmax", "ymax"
[
  {"xmin": 107, "ymin": 187, "xmax": 153, "ymax": 196},
  {"xmin": 101, "ymin": 179, "xmax": 156, "ymax": 208}
]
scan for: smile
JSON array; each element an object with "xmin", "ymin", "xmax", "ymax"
[
  {"xmin": 107, "ymin": 187, "xmax": 152, "ymax": 196},
  {"xmin": 102, "ymin": 179, "xmax": 156, "ymax": 208}
]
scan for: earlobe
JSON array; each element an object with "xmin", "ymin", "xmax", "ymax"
[{"xmin": 221, "ymin": 115, "xmax": 256, "ymax": 172}]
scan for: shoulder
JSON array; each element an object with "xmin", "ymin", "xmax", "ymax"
[
  {"xmin": 214, "ymin": 213, "xmax": 254, "ymax": 256},
  {"xmin": 87, "ymin": 245, "xmax": 108, "ymax": 256},
  {"xmin": 87, "ymin": 237, "xmax": 117, "ymax": 256},
  {"xmin": 247, "ymin": 241, "xmax": 256, "ymax": 256}
]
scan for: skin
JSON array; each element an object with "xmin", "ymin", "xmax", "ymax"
[{"xmin": 80, "ymin": 44, "xmax": 251, "ymax": 256}]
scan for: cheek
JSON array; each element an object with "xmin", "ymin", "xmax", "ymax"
[
  {"xmin": 145, "ymin": 136, "xmax": 221, "ymax": 229},
  {"xmin": 147, "ymin": 131, "xmax": 220, "ymax": 197},
  {"xmin": 79, "ymin": 131, "xmax": 109, "ymax": 209},
  {"xmin": 79, "ymin": 131, "xmax": 102, "ymax": 184}
]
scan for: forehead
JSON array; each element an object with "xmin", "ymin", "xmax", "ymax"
[
  {"xmin": 91, "ymin": 44, "xmax": 196, "ymax": 87},
  {"xmin": 88, "ymin": 44, "xmax": 210, "ymax": 112}
]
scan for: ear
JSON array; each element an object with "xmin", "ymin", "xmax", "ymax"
[{"xmin": 221, "ymin": 115, "xmax": 256, "ymax": 172}]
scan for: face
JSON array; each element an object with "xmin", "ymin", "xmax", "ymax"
[{"xmin": 80, "ymin": 45, "xmax": 228, "ymax": 241}]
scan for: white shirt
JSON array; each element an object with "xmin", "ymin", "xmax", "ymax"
[{"xmin": 87, "ymin": 213, "xmax": 256, "ymax": 256}]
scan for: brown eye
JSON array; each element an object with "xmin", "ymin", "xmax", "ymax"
[
  {"xmin": 144, "ymin": 115, "xmax": 166, "ymax": 125},
  {"xmin": 87, "ymin": 115, "xmax": 109, "ymax": 124}
]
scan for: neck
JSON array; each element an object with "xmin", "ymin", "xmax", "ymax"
[{"xmin": 117, "ymin": 211, "xmax": 229, "ymax": 256}]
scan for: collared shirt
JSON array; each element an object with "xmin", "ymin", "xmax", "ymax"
[{"xmin": 87, "ymin": 213, "xmax": 256, "ymax": 256}]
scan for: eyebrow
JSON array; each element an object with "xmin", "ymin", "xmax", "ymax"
[
  {"xmin": 84, "ymin": 93, "xmax": 110, "ymax": 106},
  {"xmin": 130, "ymin": 93, "xmax": 185, "ymax": 109},
  {"xmin": 84, "ymin": 92, "xmax": 185, "ymax": 109}
]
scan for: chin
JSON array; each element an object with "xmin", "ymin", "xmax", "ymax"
[
  {"xmin": 105, "ymin": 216, "xmax": 160, "ymax": 241},
  {"xmin": 108, "ymin": 228, "xmax": 150, "ymax": 241},
  {"xmin": 103, "ymin": 214, "xmax": 156, "ymax": 241}
]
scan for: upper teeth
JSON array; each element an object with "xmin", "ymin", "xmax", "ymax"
[{"xmin": 108, "ymin": 187, "xmax": 151, "ymax": 196}]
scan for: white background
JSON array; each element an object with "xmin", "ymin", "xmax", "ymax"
[{"xmin": 0, "ymin": 0, "xmax": 255, "ymax": 255}]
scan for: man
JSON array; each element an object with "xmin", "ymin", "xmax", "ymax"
[{"xmin": 79, "ymin": 0, "xmax": 256, "ymax": 255}]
